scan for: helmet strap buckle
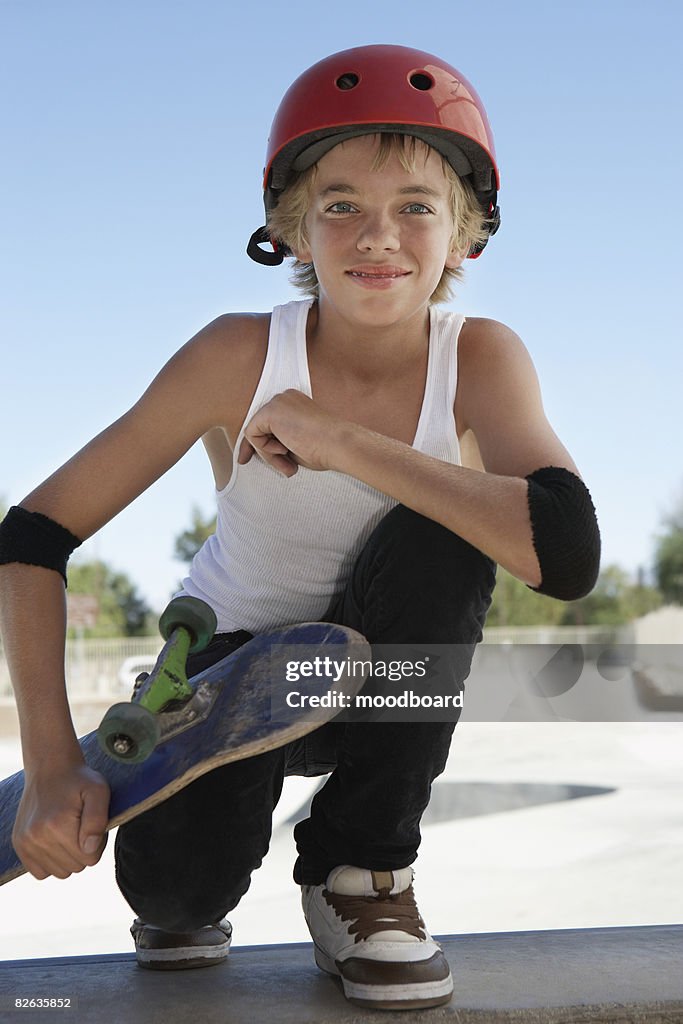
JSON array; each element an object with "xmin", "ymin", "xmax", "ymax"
[{"xmin": 247, "ymin": 226, "xmax": 288, "ymax": 266}]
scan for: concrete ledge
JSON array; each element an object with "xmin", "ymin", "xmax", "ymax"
[{"xmin": 0, "ymin": 925, "xmax": 682, "ymax": 1023}]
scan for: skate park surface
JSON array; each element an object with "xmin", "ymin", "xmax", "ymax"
[
  {"xmin": 4, "ymin": 925, "xmax": 683, "ymax": 1023},
  {"xmin": 1, "ymin": 720, "xmax": 682, "ymax": 1021}
]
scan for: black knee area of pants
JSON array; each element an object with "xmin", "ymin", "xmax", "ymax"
[
  {"xmin": 369, "ymin": 504, "xmax": 494, "ymax": 578},
  {"xmin": 114, "ymin": 750, "xmax": 285, "ymax": 932},
  {"xmin": 329, "ymin": 504, "xmax": 496, "ymax": 645}
]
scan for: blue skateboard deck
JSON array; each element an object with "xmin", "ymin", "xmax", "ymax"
[{"xmin": 0, "ymin": 622, "xmax": 369, "ymax": 885}]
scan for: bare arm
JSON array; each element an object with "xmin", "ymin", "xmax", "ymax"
[
  {"xmin": 0, "ymin": 313, "xmax": 264, "ymax": 876},
  {"xmin": 3, "ymin": 321, "xmax": 233, "ymax": 742}
]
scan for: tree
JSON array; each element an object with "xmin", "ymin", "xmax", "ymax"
[
  {"xmin": 654, "ymin": 491, "xmax": 683, "ymax": 604},
  {"xmin": 174, "ymin": 505, "xmax": 216, "ymax": 564},
  {"xmin": 67, "ymin": 560, "xmax": 152, "ymax": 637},
  {"xmin": 487, "ymin": 564, "xmax": 662, "ymax": 628},
  {"xmin": 485, "ymin": 569, "xmax": 566, "ymax": 627},
  {"xmin": 559, "ymin": 564, "xmax": 662, "ymax": 626}
]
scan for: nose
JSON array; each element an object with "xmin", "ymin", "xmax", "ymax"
[{"xmin": 356, "ymin": 210, "xmax": 400, "ymax": 253}]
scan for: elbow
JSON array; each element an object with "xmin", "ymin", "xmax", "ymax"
[
  {"xmin": 525, "ymin": 466, "xmax": 601, "ymax": 602},
  {"xmin": 530, "ymin": 555, "xmax": 600, "ymax": 602}
]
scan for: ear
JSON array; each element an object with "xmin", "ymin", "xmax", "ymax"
[
  {"xmin": 289, "ymin": 216, "xmax": 313, "ymax": 264},
  {"xmin": 290, "ymin": 240, "xmax": 313, "ymax": 263},
  {"xmin": 445, "ymin": 243, "xmax": 467, "ymax": 271}
]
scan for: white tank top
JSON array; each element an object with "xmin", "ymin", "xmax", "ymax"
[{"xmin": 180, "ymin": 298, "xmax": 464, "ymax": 632}]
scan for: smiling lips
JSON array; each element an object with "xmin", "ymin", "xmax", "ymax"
[{"xmin": 346, "ymin": 265, "xmax": 411, "ymax": 288}]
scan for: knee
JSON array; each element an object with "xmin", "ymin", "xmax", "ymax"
[
  {"xmin": 368, "ymin": 506, "xmax": 496, "ymax": 624},
  {"xmin": 374, "ymin": 505, "xmax": 492, "ymax": 575},
  {"xmin": 115, "ymin": 831, "xmax": 258, "ymax": 931},
  {"xmin": 114, "ymin": 754, "xmax": 284, "ymax": 931},
  {"xmin": 129, "ymin": 892, "xmax": 237, "ymax": 934}
]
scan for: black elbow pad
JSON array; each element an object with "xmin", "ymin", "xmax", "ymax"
[{"xmin": 525, "ymin": 467, "xmax": 600, "ymax": 601}]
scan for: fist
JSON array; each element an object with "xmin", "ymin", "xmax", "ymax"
[
  {"xmin": 237, "ymin": 390, "xmax": 346, "ymax": 476},
  {"xmin": 13, "ymin": 764, "xmax": 110, "ymax": 880}
]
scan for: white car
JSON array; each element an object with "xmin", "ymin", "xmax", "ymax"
[{"xmin": 117, "ymin": 655, "xmax": 158, "ymax": 694}]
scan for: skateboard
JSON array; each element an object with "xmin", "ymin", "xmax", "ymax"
[{"xmin": 0, "ymin": 597, "xmax": 369, "ymax": 886}]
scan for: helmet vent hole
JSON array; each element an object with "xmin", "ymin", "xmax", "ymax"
[
  {"xmin": 409, "ymin": 72, "xmax": 434, "ymax": 91},
  {"xmin": 336, "ymin": 72, "xmax": 360, "ymax": 90}
]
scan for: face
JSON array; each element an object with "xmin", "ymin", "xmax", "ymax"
[{"xmin": 293, "ymin": 135, "xmax": 464, "ymax": 329}]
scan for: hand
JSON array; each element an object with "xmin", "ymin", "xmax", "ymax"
[
  {"xmin": 237, "ymin": 390, "xmax": 348, "ymax": 477},
  {"xmin": 13, "ymin": 762, "xmax": 110, "ymax": 880}
]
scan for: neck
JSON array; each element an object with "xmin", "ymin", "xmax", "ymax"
[{"xmin": 306, "ymin": 299, "xmax": 431, "ymax": 382}]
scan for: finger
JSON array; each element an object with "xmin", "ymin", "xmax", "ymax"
[
  {"xmin": 79, "ymin": 790, "xmax": 110, "ymax": 864},
  {"xmin": 259, "ymin": 451, "xmax": 299, "ymax": 477},
  {"xmin": 240, "ymin": 433, "xmax": 290, "ymax": 461},
  {"xmin": 18, "ymin": 854, "xmax": 50, "ymax": 881},
  {"xmin": 243, "ymin": 427, "xmax": 282, "ymax": 456},
  {"xmin": 237, "ymin": 437, "xmax": 254, "ymax": 465},
  {"xmin": 261, "ymin": 437, "xmax": 290, "ymax": 456},
  {"xmin": 240, "ymin": 427, "xmax": 299, "ymax": 476},
  {"xmin": 19, "ymin": 839, "xmax": 89, "ymax": 880},
  {"xmin": 79, "ymin": 779, "xmax": 110, "ymax": 856}
]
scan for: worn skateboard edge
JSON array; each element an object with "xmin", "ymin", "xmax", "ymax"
[
  {"xmin": 0, "ymin": 706, "xmax": 351, "ymax": 887},
  {"xmin": 0, "ymin": 623, "xmax": 370, "ymax": 887},
  {"xmin": 0, "ymin": 719, "xmax": 322, "ymax": 886},
  {"xmin": 102, "ymin": 698, "xmax": 353, "ymax": 831}
]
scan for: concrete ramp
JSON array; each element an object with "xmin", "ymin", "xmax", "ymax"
[{"xmin": 1, "ymin": 925, "xmax": 682, "ymax": 1023}]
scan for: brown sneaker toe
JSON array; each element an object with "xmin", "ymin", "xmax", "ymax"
[{"xmin": 131, "ymin": 918, "xmax": 232, "ymax": 970}]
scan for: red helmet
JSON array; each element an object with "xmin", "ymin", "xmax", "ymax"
[{"xmin": 248, "ymin": 44, "xmax": 500, "ymax": 265}]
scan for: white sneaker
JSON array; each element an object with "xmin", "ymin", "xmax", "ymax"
[{"xmin": 301, "ymin": 866, "xmax": 453, "ymax": 1009}]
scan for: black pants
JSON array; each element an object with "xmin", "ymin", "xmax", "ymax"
[{"xmin": 114, "ymin": 506, "xmax": 496, "ymax": 932}]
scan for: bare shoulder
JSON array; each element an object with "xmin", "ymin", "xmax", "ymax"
[
  {"xmin": 456, "ymin": 317, "xmax": 578, "ymax": 478},
  {"xmin": 156, "ymin": 312, "xmax": 270, "ymax": 434},
  {"xmin": 456, "ymin": 317, "xmax": 540, "ymax": 431},
  {"xmin": 176, "ymin": 311, "xmax": 269, "ymax": 387},
  {"xmin": 192, "ymin": 311, "xmax": 270, "ymax": 356},
  {"xmin": 458, "ymin": 317, "xmax": 534, "ymax": 382}
]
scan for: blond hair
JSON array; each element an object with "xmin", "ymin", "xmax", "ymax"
[{"xmin": 267, "ymin": 134, "xmax": 490, "ymax": 304}]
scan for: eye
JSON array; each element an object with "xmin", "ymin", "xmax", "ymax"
[
  {"xmin": 403, "ymin": 202, "xmax": 432, "ymax": 215},
  {"xmin": 326, "ymin": 201, "xmax": 357, "ymax": 214}
]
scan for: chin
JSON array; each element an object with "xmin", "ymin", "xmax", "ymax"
[{"xmin": 322, "ymin": 287, "xmax": 431, "ymax": 322}]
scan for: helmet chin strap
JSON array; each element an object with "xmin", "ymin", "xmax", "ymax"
[
  {"xmin": 246, "ymin": 226, "xmax": 288, "ymax": 266},
  {"xmin": 468, "ymin": 200, "xmax": 501, "ymax": 258}
]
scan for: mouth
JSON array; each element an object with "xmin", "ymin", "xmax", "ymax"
[
  {"xmin": 346, "ymin": 266, "xmax": 411, "ymax": 280},
  {"xmin": 345, "ymin": 266, "xmax": 411, "ymax": 288}
]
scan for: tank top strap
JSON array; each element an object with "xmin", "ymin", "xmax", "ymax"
[
  {"xmin": 412, "ymin": 306, "xmax": 464, "ymax": 463},
  {"xmin": 263, "ymin": 298, "xmax": 314, "ymax": 399},
  {"xmin": 228, "ymin": 300, "xmax": 314, "ymax": 492}
]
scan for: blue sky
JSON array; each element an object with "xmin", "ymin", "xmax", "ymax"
[{"xmin": 1, "ymin": 0, "xmax": 681, "ymax": 611}]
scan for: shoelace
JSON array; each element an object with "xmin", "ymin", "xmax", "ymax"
[{"xmin": 323, "ymin": 884, "xmax": 427, "ymax": 943}]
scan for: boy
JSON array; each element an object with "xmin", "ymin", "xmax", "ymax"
[{"xmin": 0, "ymin": 45, "xmax": 599, "ymax": 1011}]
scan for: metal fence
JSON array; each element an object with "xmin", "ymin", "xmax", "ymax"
[
  {"xmin": 0, "ymin": 636, "xmax": 162, "ymax": 700},
  {"xmin": 0, "ymin": 625, "xmax": 625, "ymax": 702},
  {"xmin": 480, "ymin": 624, "xmax": 624, "ymax": 646}
]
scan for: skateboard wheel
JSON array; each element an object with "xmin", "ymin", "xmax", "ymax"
[
  {"xmin": 97, "ymin": 703, "xmax": 161, "ymax": 763},
  {"xmin": 158, "ymin": 596, "xmax": 217, "ymax": 653}
]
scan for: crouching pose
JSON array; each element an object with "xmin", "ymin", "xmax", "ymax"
[{"xmin": 0, "ymin": 45, "xmax": 599, "ymax": 1011}]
